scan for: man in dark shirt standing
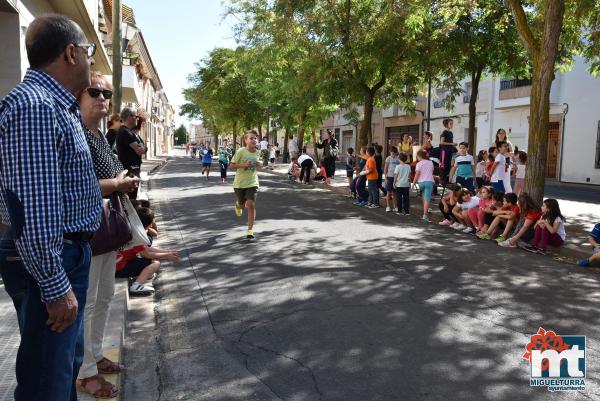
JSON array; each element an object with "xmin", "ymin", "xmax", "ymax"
[
  {"xmin": 116, "ymin": 107, "xmax": 146, "ymax": 199},
  {"xmin": 0, "ymin": 14, "xmax": 102, "ymax": 401}
]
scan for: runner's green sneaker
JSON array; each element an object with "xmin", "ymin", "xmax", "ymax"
[
  {"xmin": 495, "ymin": 234, "xmax": 506, "ymax": 243},
  {"xmin": 245, "ymin": 229, "xmax": 254, "ymax": 239},
  {"xmin": 234, "ymin": 204, "xmax": 243, "ymax": 217}
]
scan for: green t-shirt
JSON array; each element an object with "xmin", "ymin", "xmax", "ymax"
[
  {"xmin": 218, "ymin": 145, "xmax": 232, "ymax": 163},
  {"xmin": 231, "ymin": 147, "xmax": 260, "ymax": 188}
]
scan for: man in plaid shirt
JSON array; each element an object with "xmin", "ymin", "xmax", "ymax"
[{"xmin": 0, "ymin": 14, "xmax": 102, "ymax": 401}]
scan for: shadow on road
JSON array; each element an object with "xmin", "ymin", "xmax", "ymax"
[{"xmin": 145, "ymin": 158, "xmax": 600, "ymax": 401}]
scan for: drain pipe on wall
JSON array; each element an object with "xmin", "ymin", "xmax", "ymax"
[{"xmin": 558, "ymin": 102, "xmax": 569, "ymax": 182}]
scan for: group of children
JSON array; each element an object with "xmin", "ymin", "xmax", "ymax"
[
  {"xmin": 335, "ymin": 139, "xmax": 597, "ymax": 258},
  {"xmin": 437, "ymin": 184, "xmax": 567, "ymax": 254},
  {"xmin": 115, "ymin": 199, "xmax": 180, "ymax": 295}
]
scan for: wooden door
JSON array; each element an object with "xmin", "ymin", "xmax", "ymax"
[{"xmin": 546, "ymin": 122, "xmax": 560, "ymax": 178}]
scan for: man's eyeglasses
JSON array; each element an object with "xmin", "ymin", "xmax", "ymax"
[
  {"xmin": 86, "ymin": 87, "xmax": 113, "ymax": 99},
  {"xmin": 74, "ymin": 43, "xmax": 96, "ymax": 58}
]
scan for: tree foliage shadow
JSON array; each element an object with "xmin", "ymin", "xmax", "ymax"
[{"xmin": 147, "ymin": 158, "xmax": 600, "ymax": 401}]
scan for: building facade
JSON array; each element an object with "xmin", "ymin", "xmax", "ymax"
[
  {"xmin": 101, "ymin": 0, "xmax": 174, "ymax": 157},
  {"xmin": 0, "ymin": 0, "xmax": 112, "ymax": 97},
  {"xmin": 321, "ymin": 57, "xmax": 600, "ymax": 185},
  {"xmin": 189, "ymin": 123, "xmax": 211, "ymax": 146}
]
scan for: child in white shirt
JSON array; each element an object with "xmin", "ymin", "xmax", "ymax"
[{"xmin": 393, "ymin": 153, "xmax": 412, "ymax": 215}]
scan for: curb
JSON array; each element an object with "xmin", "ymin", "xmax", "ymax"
[
  {"xmin": 261, "ymin": 167, "xmax": 593, "ymax": 266},
  {"xmin": 138, "ymin": 158, "xmax": 168, "ymax": 201}
]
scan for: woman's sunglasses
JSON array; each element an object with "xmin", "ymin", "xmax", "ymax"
[{"xmin": 86, "ymin": 87, "xmax": 113, "ymax": 99}]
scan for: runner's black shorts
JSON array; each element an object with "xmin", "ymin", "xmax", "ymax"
[{"xmin": 234, "ymin": 186, "xmax": 258, "ymax": 205}]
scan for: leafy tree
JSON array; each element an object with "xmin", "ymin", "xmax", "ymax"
[
  {"xmin": 440, "ymin": 0, "xmax": 527, "ymax": 153},
  {"xmin": 230, "ymin": 0, "xmax": 337, "ymax": 155},
  {"xmin": 272, "ymin": 0, "xmax": 429, "ymax": 150},
  {"xmin": 506, "ymin": 0, "xmax": 600, "ymax": 202},
  {"xmin": 173, "ymin": 124, "xmax": 188, "ymax": 145},
  {"xmin": 181, "ymin": 47, "xmax": 263, "ymax": 150}
]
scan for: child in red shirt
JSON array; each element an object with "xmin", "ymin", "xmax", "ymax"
[
  {"xmin": 477, "ymin": 192, "xmax": 520, "ymax": 241},
  {"xmin": 115, "ymin": 207, "xmax": 179, "ymax": 296}
]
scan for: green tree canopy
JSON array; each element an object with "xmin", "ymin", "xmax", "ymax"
[{"xmin": 173, "ymin": 124, "xmax": 188, "ymax": 145}]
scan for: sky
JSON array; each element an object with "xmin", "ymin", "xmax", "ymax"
[{"xmin": 124, "ymin": 0, "xmax": 238, "ymax": 127}]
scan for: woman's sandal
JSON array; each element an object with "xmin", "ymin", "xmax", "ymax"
[
  {"xmin": 97, "ymin": 356, "xmax": 125, "ymax": 374},
  {"xmin": 77, "ymin": 375, "xmax": 119, "ymax": 399}
]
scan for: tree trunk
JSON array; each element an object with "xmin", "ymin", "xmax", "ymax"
[
  {"xmin": 468, "ymin": 67, "xmax": 483, "ymax": 155},
  {"xmin": 283, "ymin": 127, "xmax": 290, "ymax": 163},
  {"xmin": 525, "ymin": 61, "xmax": 554, "ymax": 203},
  {"xmin": 360, "ymin": 92, "xmax": 374, "ymax": 150},
  {"xmin": 257, "ymin": 121, "xmax": 262, "ymax": 139},
  {"xmin": 296, "ymin": 107, "xmax": 307, "ymax": 151},
  {"xmin": 232, "ymin": 120, "xmax": 238, "ymax": 151},
  {"xmin": 311, "ymin": 129, "xmax": 320, "ymax": 164},
  {"xmin": 508, "ymin": 0, "xmax": 565, "ymax": 204},
  {"xmin": 212, "ymin": 132, "xmax": 219, "ymax": 150}
]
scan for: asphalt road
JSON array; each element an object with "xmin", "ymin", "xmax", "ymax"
[{"xmin": 123, "ymin": 157, "xmax": 600, "ymax": 401}]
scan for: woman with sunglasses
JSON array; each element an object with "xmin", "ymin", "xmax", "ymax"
[{"xmin": 76, "ymin": 71, "xmax": 139, "ymax": 399}]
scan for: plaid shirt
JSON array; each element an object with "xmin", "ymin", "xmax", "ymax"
[{"xmin": 0, "ymin": 69, "xmax": 102, "ymax": 302}]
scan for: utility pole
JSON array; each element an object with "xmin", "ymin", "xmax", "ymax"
[{"xmin": 112, "ymin": 0, "xmax": 123, "ymax": 113}]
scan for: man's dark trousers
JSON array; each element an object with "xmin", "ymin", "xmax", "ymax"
[{"xmin": 11, "ymin": 241, "xmax": 91, "ymax": 401}]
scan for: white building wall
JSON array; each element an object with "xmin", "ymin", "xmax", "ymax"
[
  {"xmin": 0, "ymin": 11, "xmax": 21, "ymax": 98},
  {"xmin": 559, "ymin": 57, "xmax": 600, "ymax": 184}
]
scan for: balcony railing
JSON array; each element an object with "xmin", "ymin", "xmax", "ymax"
[{"xmin": 500, "ymin": 78, "xmax": 532, "ymax": 90}]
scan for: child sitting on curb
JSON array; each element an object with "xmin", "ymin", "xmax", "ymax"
[
  {"xmin": 438, "ymin": 184, "xmax": 462, "ymax": 226},
  {"xmin": 579, "ymin": 222, "xmax": 600, "ymax": 267},
  {"xmin": 497, "ymin": 193, "xmax": 543, "ymax": 248},
  {"xmin": 115, "ymin": 207, "xmax": 180, "ymax": 296},
  {"xmin": 469, "ymin": 186, "xmax": 494, "ymax": 234},
  {"xmin": 455, "ymin": 188, "xmax": 480, "ymax": 234},
  {"xmin": 480, "ymin": 191, "xmax": 504, "ymax": 235},
  {"xmin": 525, "ymin": 198, "xmax": 566, "ymax": 255},
  {"xmin": 477, "ymin": 192, "xmax": 520, "ymax": 241}
]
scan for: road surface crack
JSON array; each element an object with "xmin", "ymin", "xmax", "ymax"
[{"xmin": 238, "ymin": 339, "xmax": 324, "ymax": 401}]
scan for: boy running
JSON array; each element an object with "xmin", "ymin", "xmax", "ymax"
[{"xmin": 230, "ymin": 130, "xmax": 261, "ymax": 239}]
